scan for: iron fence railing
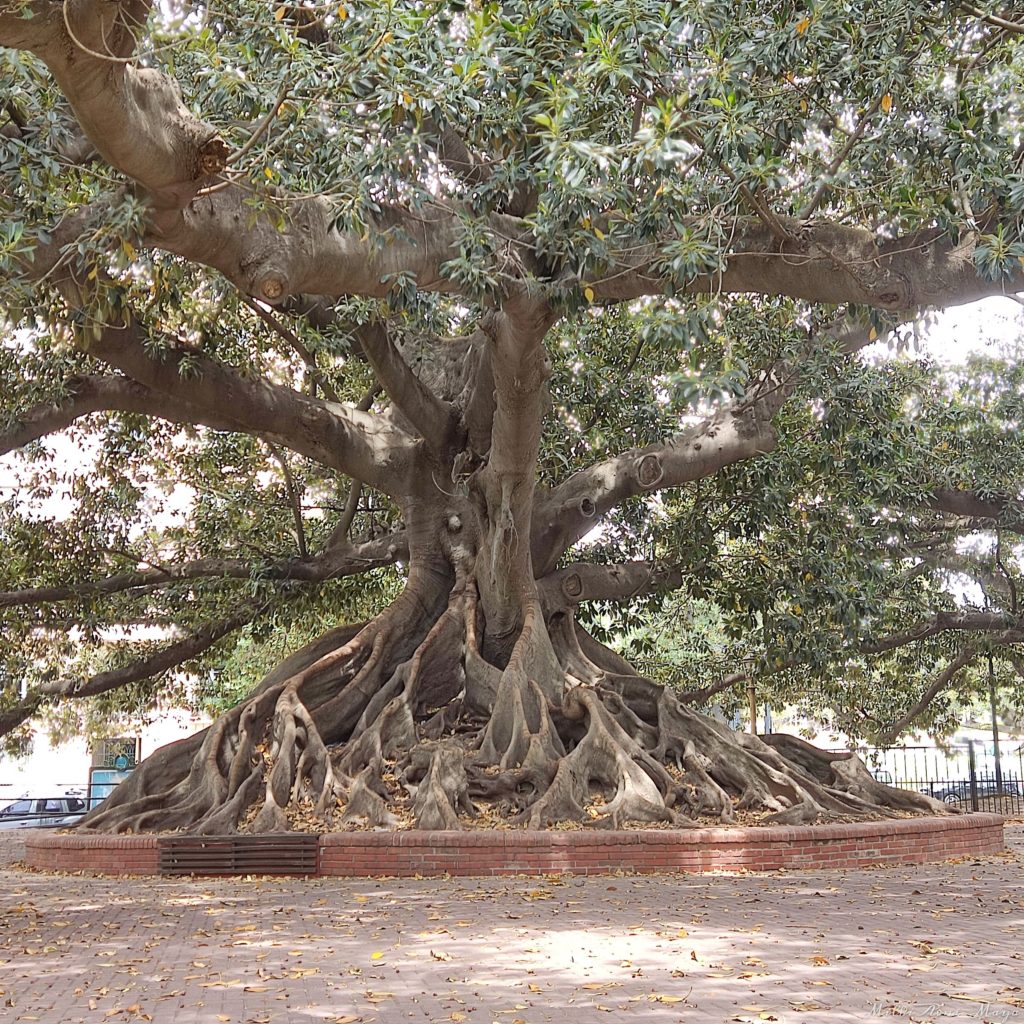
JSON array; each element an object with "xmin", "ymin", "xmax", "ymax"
[{"xmin": 852, "ymin": 740, "xmax": 1024, "ymax": 815}]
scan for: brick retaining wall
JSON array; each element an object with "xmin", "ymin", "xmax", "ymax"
[
  {"xmin": 23, "ymin": 813, "xmax": 1004, "ymax": 877},
  {"xmin": 24, "ymin": 833, "xmax": 161, "ymax": 875}
]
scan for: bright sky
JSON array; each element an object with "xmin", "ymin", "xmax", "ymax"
[{"xmin": 876, "ymin": 295, "xmax": 1024, "ymax": 364}]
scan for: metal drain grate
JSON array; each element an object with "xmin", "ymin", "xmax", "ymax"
[{"xmin": 158, "ymin": 834, "xmax": 320, "ymax": 876}]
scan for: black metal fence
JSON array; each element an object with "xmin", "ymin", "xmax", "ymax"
[{"xmin": 854, "ymin": 739, "xmax": 1024, "ymax": 815}]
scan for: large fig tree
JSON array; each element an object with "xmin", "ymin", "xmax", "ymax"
[{"xmin": 2, "ymin": 0, "xmax": 1022, "ymax": 832}]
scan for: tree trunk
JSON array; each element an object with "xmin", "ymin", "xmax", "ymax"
[
  {"xmin": 79, "ymin": 495, "xmax": 951, "ymax": 835},
  {"xmin": 78, "ymin": 298, "xmax": 953, "ymax": 836}
]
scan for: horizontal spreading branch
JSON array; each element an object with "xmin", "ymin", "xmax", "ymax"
[
  {"xmin": 928, "ymin": 488, "xmax": 1024, "ymax": 535},
  {"xmin": 0, "ymin": 533, "xmax": 406, "ymax": 610},
  {"xmin": 540, "ymin": 561, "xmax": 683, "ymax": 607},
  {"xmin": 0, "ymin": 373, "xmax": 242, "ymax": 454},
  {"xmin": 3, "ymin": 4, "xmax": 1021, "ymax": 315},
  {"xmin": 34, "ymin": 604, "xmax": 260, "ymax": 700},
  {"xmin": 90, "ymin": 314, "xmax": 419, "ymax": 495},
  {"xmin": 860, "ymin": 610, "xmax": 1023, "ymax": 654}
]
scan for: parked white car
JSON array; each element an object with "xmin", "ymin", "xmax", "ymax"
[{"xmin": 0, "ymin": 796, "xmax": 87, "ymax": 829}]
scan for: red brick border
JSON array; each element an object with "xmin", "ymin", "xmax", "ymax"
[
  {"xmin": 318, "ymin": 813, "xmax": 1005, "ymax": 876},
  {"xmin": 22, "ymin": 813, "xmax": 1004, "ymax": 877},
  {"xmin": 24, "ymin": 833, "xmax": 161, "ymax": 875}
]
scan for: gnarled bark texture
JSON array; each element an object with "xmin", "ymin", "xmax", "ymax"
[
  {"xmin": 79, "ymin": 558, "xmax": 951, "ymax": 835},
  {"xmin": 77, "ymin": 316, "xmax": 950, "ymax": 834}
]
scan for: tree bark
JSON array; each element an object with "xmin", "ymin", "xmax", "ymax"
[{"xmin": 75, "ymin": 499, "xmax": 953, "ymax": 835}]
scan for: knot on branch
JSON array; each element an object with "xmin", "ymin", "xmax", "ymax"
[
  {"xmin": 561, "ymin": 572, "xmax": 584, "ymax": 601},
  {"xmin": 636, "ymin": 453, "xmax": 664, "ymax": 489},
  {"xmin": 577, "ymin": 496, "xmax": 596, "ymax": 519},
  {"xmin": 196, "ymin": 137, "xmax": 230, "ymax": 178},
  {"xmin": 447, "ymin": 514, "xmax": 462, "ymax": 533},
  {"xmin": 872, "ymin": 271, "xmax": 911, "ymax": 309},
  {"xmin": 255, "ymin": 271, "xmax": 288, "ymax": 303}
]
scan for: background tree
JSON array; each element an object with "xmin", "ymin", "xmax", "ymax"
[
  {"xmin": 614, "ymin": 346, "xmax": 1024, "ymax": 744},
  {"xmin": 2, "ymin": 0, "xmax": 1023, "ymax": 832}
]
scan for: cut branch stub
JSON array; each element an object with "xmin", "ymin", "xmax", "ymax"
[
  {"xmin": 636, "ymin": 453, "xmax": 665, "ymax": 489},
  {"xmin": 196, "ymin": 137, "xmax": 231, "ymax": 178},
  {"xmin": 258, "ymin": 272, "xmax": 288, "ymax": 303},
  {"xmin": 561, "ymin": 572, "xmax": 584, "ymax": 601}
]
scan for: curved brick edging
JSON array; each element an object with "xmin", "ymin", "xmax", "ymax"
[
  {"xmin": 319, "ymin": 813, "xmax": 1005, "ymax": 876},
  {"xmin": 24, "ymin": 833, "xmax": 160, "ymax": 874},
  {"xmin": 22, "ymin": 813, "xmax": 1005, "ymax": 877}
]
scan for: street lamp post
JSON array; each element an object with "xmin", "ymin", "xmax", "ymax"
[{"xmin": 989, "ymin": 650, "xmax": 1003, "ymax": 791}]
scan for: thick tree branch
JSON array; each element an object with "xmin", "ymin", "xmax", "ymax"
[
  {"xmin": 0, "ymin": 695, "xmax": 44, "ymax": 738},
  {"xmin": 0, "ymin": 1, "xmax": 57, "ymax": 49},
  {"xmin": 0, "ymin": 374, "xmax": 241, "ymax": 454},
  {"xmin": 876, "ymin": 645, "xmax": 979, "ymax": 744},
  {"xmin": 928, "ymin": 488, "xmax": 1024, "ymax": 534},
  {"xmin": 10, "ymin": 209, "xmax": 419, "ymax": 495},
  {"xmin": 356, "ymin": 322, "xmax": 459, "ymax": 452},
  {"xmin": 6, "ymin": 8, "xmax": 1020, "ymax": 314},
  {"xmin": 861, "ymin": 610, "xmax": 1022, "ymax": 654},
  {"xmin": 461, "ymin": 326, "xmax": 497, "ymax": 457},
  {"xmin": 320, "ymin": 389, "xmax": 381, "ymax": 551},
  {"xmin": 13, "ymin": 0, "xmax": 228, "ymax": 208},
  {"xmin": 81, "ymin": 311, "xmax": 418, "ymax": 497},
  {"xmin": 540, "ymin": 561, "xmax": 683, "ymax": 607},
  {"xmin": 0, "ymin": 534, "xmax": 406, "ymax": 610},
  {"xmin": 533, "ymin": 398, "xmax": 777, "ymax": 575},
  {"xmin": 34, "ymin": 605, "xmax": 259, "ymax": 700},
  {"xmin": 677, "ymin": 671, "xmax": 750, "ymax": 707},
  {"xmin": 425, "ymin": 116, "xmax": 494, "ymax": 188},
  {"xmin": 587, "ymin": 220, "xmax": 1018, "ymax": 311}
]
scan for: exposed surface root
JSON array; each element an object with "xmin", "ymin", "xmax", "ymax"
[
  {"xmin": 523, "ymin": 687, "xmax": 676, "ymax": 829},
  {"xmin": 77, "ymin": 588, "xmax": 958, "ymax": 835},
  {"xmin": 408, "ymin": 740, "xmax": 476, "ymax": 829},
  {"xmin": 340, "ymin": 759, "xmax": 398, "ymax": 828}
]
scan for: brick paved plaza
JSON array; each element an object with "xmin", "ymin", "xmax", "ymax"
[{"xmin": 0, "ymin": 826, "xmax": 1021, "ymax": 1024}]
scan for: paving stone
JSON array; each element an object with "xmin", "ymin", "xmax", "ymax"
[{"xmin": 0, "ymin": 824, "xmax": 1020, "ymax": 1024}]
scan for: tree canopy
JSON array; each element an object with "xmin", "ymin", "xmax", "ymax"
[{"xmin": 2, "ymin": 0, "xmax": 1024, "ymax": 832}]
